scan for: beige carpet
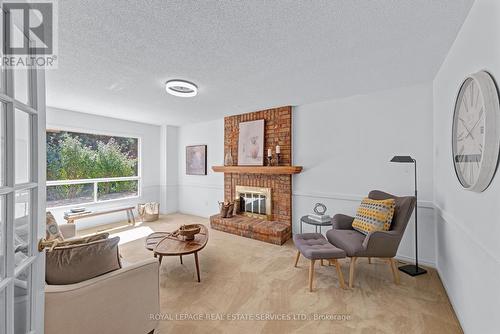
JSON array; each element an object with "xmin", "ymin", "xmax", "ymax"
[{"xmin": 81, "ymin": 213, "xmax": 462, "ymax": 334}]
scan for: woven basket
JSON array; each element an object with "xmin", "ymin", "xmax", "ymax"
[
  {"xmin": 179, "ymin": 224, "xmax": 201, "ymax": 241},
  {"xmin": 138, "ymin": 202, "xmax": 160, "ymax": 222}
]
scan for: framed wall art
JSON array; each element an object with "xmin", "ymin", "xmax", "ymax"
[
  {"xmin": 186, "ymin": 145, "xmax": 207, "ymax": 175},
  {"xmin": 238, "ymin": 119, "xmax": 264, "ymax": 166}
]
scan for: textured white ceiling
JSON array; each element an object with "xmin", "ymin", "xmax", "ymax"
[{"xmin": 47, "ymin": 0, "xmax": 474, "ymax": 125}]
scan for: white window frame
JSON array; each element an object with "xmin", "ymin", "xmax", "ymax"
[{"xmin": 45, "ymin": 128, "xmax": 142, "ymax": 209}]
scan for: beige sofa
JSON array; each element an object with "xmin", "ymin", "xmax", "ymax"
[{"xmin": 45, "ymin": 224, "xmax": 160, "ymax": 334}]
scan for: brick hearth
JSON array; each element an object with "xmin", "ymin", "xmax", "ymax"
[{"xmin": 210, "ymin": 214, "xmax": 291, "ymax": 245}]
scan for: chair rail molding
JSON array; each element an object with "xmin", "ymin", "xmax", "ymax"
[
  {"xmin": 292, "ymin": 190, "xmax": 434, "ymax": 209},
  {"xmin": 178, "ymin": 183, "xmax": 224, "ymax": 190},
  {"xmin": 434, "ymin": 204, "xmax": 500, "ymax": 265}
]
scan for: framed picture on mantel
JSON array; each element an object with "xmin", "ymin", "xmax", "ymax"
[
  {"xmin": 238, "ymin": 119, "xmax": 264, "ymax": 166},
  {"xmin": 186, "ymin": 145, "xmax": 207, "ymax": 175}
]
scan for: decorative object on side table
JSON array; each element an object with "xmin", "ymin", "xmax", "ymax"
[
  {"xmin": 308, "ymin": 203, "xmax": 331, "ymax": 223},
  {"xmin": 186, "ymin": 145, "xmax": 207, "ymax": 175},
  {"xmin": 390, "ymin": 155, "xmax": 427, "ymax": 277},
  {"xmin": 452, "ymin": 71, "xmax": 500, "ymax": 193},
  {"xmin": 238, "ymin": 119, "xmax": 265, "ymax": 166}
]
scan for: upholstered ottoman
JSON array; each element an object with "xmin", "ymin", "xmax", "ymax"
[{"xmin": 293, "ymin": 233, "xmax": 346, "ymax": 291}]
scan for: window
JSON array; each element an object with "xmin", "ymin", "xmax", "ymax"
[{"xmin": 46, "ymin": 129, "xmax": 140, "ymax": 208}]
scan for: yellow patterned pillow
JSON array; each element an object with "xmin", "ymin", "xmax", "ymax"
[{"xmin": 352, "ymin": 198, "xmax": 395, "ymax": 235}]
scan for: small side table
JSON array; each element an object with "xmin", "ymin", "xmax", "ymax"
[{"xmin": 300, "ymin": 215, "xmax": 332, "ymax": 234}]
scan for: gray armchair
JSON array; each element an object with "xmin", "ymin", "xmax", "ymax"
[{"xmin": 326, "ymin": 190, "xmax": 416, "ymax": 288}]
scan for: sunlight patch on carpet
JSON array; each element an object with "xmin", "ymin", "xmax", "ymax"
[{"xmin": 111, "ymin": 226, "xmax": 154, "ymax": 245}]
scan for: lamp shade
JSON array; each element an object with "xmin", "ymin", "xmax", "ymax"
[{"xmin": 390, "ymin": 155, "xmax": 414, "ymax": 163}]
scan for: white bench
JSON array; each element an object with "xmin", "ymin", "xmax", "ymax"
[{"xmin": 64, "ymin": 206, "xmax": 136, "ymax": 225}]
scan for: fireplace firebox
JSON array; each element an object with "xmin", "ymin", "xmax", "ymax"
[{"xmin": 235, "ymin": 185, "xmax": 272, "ymax": 220}]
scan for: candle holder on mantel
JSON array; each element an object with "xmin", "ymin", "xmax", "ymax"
[
  {"xmin": 267, "ymin": 155, "xmax": 273, "ymax": 166},
  {"xmin": 275, "ymin": 145, "xmax": 281, "ymax": 166},
  {"xmin": 276, "ymin": 153, "xmax": 281, "ymax": 166}
]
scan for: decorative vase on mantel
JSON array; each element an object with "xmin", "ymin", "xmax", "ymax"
[{"xmin": 224, "ymin": 151, "xmax": 234, "ymax": 166}]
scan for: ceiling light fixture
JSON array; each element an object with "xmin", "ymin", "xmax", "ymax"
[{"xmin": 165, "ymin": 79, "xmax": 198, "ymax": 97}]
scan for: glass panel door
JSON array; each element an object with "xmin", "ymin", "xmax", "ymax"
[{"xmin": 0, "ymin": 1, "xmax": 47, "ymax": 332}]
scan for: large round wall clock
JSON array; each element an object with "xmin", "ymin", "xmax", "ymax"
[{"xmin": 452, "ymin": 70, "xmax": 500, "ymax": 192}]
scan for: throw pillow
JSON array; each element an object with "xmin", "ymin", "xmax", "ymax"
[
  {"xmin": 46, "ymin": 211, "xmax": 64, "ymax": 241},
  {"xmin": 45, "ymin": 236, "xmax": 121, "ymax": 285},
  {"xmin": 352, "ymin": 198, "xmax": 395, "ymax": 235}
]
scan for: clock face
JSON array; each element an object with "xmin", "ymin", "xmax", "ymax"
[{"xmin": 452, "ymin": 71, "xmax": 500, "ymax": 192}]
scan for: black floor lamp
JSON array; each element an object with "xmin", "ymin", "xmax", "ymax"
[{"xmin": 390, "ymin": 155, "xmax": 427, "ymax": 276}]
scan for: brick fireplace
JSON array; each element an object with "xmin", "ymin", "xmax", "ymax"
[{"xmin": 210, "ymin": 106, "xmax": 301, "ymax": 245}]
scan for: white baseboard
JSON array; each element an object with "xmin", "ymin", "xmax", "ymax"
[
  {"xmin": 395, "ymin": 254, "xmax": 436, "ymax": 268},
  {"xmin": 435, "ymin": 266, "xmax": 464, "ymax": 331}
]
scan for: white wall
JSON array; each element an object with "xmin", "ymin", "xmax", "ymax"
[
  {"xmin": 46, "ymin": 107, "xmax": 162, "ymax": 230},
  {"xmin": 160, "ymin": 125, "xmax": 179, "ymax": 214},
  {"xmin": 433, "ymin": 0, "xmax": 500, "ymax": 332},
  {"xmin": 177, "ymin": 119, "xmax": 224, "ymax": 217},
  {"xmin": 293, "ymin": 83, "xmax": 436, "ymax": 266}
]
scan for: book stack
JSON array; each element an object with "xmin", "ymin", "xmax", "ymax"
[
  {"xmin": 308, "ymin": 213, "xmax": 332, "ymax": 223},
  {"xmin": 64, "ymin": 207, "xmax": 91, "ymax": 218}
]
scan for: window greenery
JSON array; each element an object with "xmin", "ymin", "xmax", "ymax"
[{"xmin": 46, "ymin": 130, "xmax": 139, "ymax": 208}]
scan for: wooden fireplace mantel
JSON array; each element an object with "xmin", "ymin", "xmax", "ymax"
[{"xmin": 212, "ymin": 165, "xmax": 303, "ymax": 175}]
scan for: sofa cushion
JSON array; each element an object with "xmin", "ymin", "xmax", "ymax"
[
  {"xmin": 352, "ymin": 198, "xmax": 395, "ymax": 235},
  {"xmin": 46, "ymin": 211, "xmax": 64, "ymax": 241},
  {"xmin": 326, "ymin": 229, "xmax": 366, "ymax": 257},
  {"xmin": 46, "ymin": 236, "xmax": 121, "ymax": 285}
]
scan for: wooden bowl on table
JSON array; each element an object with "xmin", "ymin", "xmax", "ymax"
[{"xmin": 179, "ymin": 224, "xmax": 201, "ymax": 241}]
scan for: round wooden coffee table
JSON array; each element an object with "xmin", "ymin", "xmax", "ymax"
[{"xmin": 145, "ymin": 224, "xmax": 208, "ymax": 282}]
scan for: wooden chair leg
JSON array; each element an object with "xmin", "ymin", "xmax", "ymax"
[
  {"xmin": 180, "ymin": 255, "xmax": 183, "ymax": 264},
  {"xmin": 349, "ymin": 257, "xmax": 357, "ymax": 288},
  {"xmin": 321, "ymin": 259, "xmax": 324, "ymax": 266},
  {"xmin": 309, "ymin": 260, "xmax": 316, "ymax": 292},
  {"xmin": 368, "ymin": 257, "xmax": 372, "ymax": 264},
  {"xmin": 334, "ymin": 259, "xmax": 346, "ymax": 289},
  {"xmin": 294, "ymin": 251, "xmax": 300, "ymax": 267},
  {"xmin": 389, "ymin": 258, "xmax": 400, "ymax": 284}
]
